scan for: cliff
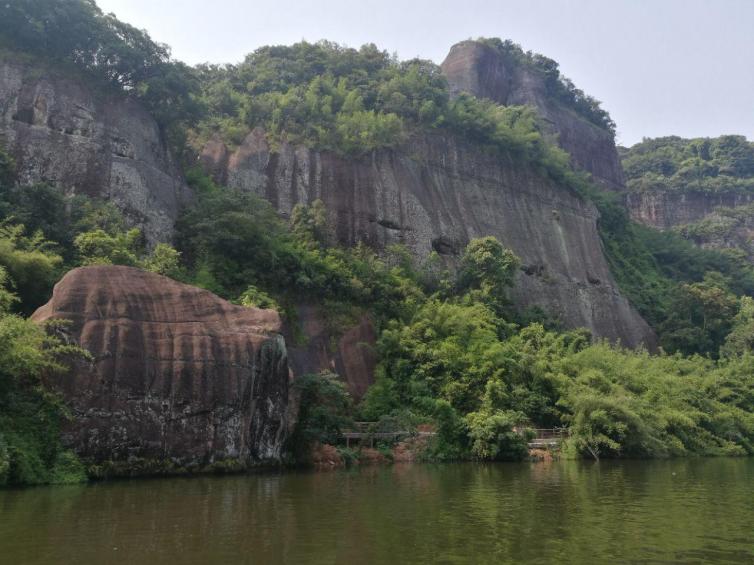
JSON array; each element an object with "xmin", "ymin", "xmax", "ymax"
[
  {"xmin": 201, "ymin": 129, "xmax": 655, "ymax": 348},
  {"xmin": 31, "ymin": 266, "xmax": 290, "ymax": 471},
  {"xmin": 0, "ymin": 57, "xmax": 191, "ymax": 244},
  {"xmin": 284, "ymin": 305, "xmax": 377, "ymax": 401},
  {"xmin": 626, "ymin": 190, "xmax": 754, "ymax": 230},
  {"xmin": 441, "ymin": 40, "xmax": 625, "ymax": 191}
]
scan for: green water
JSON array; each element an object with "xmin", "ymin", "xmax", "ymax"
[{"xmin": 1, "ymin": 459, "xmax": 753, "ymax": 564}]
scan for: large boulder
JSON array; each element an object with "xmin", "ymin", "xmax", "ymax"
[{"xmin": 31, "ymin": 266, "xmax": 290, "ymax": 472}]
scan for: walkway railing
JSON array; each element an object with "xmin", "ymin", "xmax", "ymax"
[
  {"xmin": 341, "ymin": 422, "xmax": 435, "ymax": 448},
  {"xmin": 515, "ymin": 427, "xmax": 570, "ymax": 449}
]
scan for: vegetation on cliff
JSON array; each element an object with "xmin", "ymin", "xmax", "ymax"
[
  {"xmin": 171, "ymin": 184, "xmax": 754, "ymax": 461},
  {"xmin": 595, "ymin": 191, "xmax": 754, "ymax": 357},
  {"xmin": 1, "ymin": 1, "xmax": 754, "ymax": 481},
  {"xmin": 192, "ymin": 39, "xmax": 593, "ymax": 199},
  {"xmin": 475, "ymin": 37, "xmax": 616, "ymax": 134},
  {"xmin": 0, "ymin": 0, "xmax": 201, "ymax": 144},
  {"xmin": 621, "ymin": 135, "xmax": 754, "ymax": 194},
  {"xmin": 0, "ymin": 268, "xmax": 87, "ymax": 486}
]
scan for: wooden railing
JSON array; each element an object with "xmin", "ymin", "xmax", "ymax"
[
  {"xmin": 516, "ymin": 427, "xmax": 570, "ymax": 449},
  {"xmin": 341, "ymin": 422, "xmax": 435, "ymax": 448}
]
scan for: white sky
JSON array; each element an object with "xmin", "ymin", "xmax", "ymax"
[{"xmin": 95, "ymin": 0, "xmax": 754, "ymax": 146}]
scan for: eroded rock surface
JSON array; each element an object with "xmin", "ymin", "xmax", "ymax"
[
  {"xmin": 0, "ymin": 58, "xmax": 191, "ymax": 244},
  {"xmin": 285, "ymin": 305, "xmax": 377, "ymax": 401},
  {"xmin": 202, "ymin": 130, "xmax": 655, "ymax": 348},
  {"xmin": 626, "ymin": 190, "xmax": 754, "ymax": 229},
  {"xmin": 32, "ymin": 266, "xmax": 289, "ymax": 469},
  {"xmin": 441, "ymin": 40, "xmax": 625, "ymax": 191}
]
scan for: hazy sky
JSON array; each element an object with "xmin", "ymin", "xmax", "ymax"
[{"xmin": 96, "ymin": 0, "xmax": 754, "ymax": 146}]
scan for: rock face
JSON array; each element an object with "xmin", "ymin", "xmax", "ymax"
[
  {"xmin": 0, "ymin": 58, "xmax": 191, "ymax": 244},
  {"xmin": 31, "ymin": 266, "xmax": 290, "ymax": 468},
  {"xmin": 441, "ymin": 40, "xmax": 625, "ymax": 191},
  {"xmin": 202, "ymin": 129, "xmax": 655, "ymax": 348},
  {"xmin": 626, "ymin": 190, "xmax": 754, "ymax": 229},
  {"xmin": 284, "ymin": 305, "xmax": 377, "ymax": 401}
]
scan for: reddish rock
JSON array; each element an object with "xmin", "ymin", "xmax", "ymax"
[
  {"xmin": 284, "ymin": 305, "xmax": 377, "ymax": 400},
  {"xmin": 198, "ymin": 135, "xmax": 230, "ymax": 185},
  {"xmin": 32, "ymin": 266, "xmax": 290, "ymax": 470},
  {"xmin": 336, "ymin": 317, "xmax": 378, "ymax": 400}
]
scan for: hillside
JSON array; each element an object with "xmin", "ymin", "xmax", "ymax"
[
  {"xmin": 1, "ymin": 0, "xmax": 754, "ymax": 486},
  {"xmin": 623, "ymin": 135, "xmax": 754, "ymax": 258}
]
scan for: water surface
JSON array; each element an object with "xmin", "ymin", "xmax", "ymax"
[{"xmin": 1, "ymin": 459, "xmax": 753, "ymax": 564}]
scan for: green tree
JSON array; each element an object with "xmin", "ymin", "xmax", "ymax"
[
  {"xmin": 288, "ymin": 372, "xmax": 353, "ymax": 460},
  {"xmin": 142, "ymin": 243, "xmax": 182, "ymax": 279},
  {"xmin": 465, "ymin": 408, "xmax": 528, "ymax": 460},
  {"xmin": 720, "ymin": 296, "xmax": 754, "ymax": 358},
  {"xmin": 0, "ymin": 224, "xmax": 63, "ymax": 314},
  {"xmin": 74, "ymin": 227, "xmax": 142, "ymax": 266},
  {"xmin": 659, "ymin": 273, "xmax": 738, "ymax": 356}
]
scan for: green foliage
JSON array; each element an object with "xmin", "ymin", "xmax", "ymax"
[
  {"xmin": 721, "ymin": 296, "xmax": 754, "ymax": 358},
  {"xmin": 193, "ymin": 38, "xmax": 610, "ymax": 190},
  {"xmin": 465, "ymin": 409, "xmax": 528, "ymax": 461},
  {"xmin": 288, "ymin": 372, "xmax": 353, "ymax": 460},
  {"xmin": 176, "ymin": 187, "xmax": 426, "ymax": 322},
  {"xmin": 476, "ymin": 38, "xmax": 616, "ymax": 134},
  {"xmin": 559, "ymin": 344, "xmax": 754, "ymax": 458},
  {"xmin": 374, "ymin": 298, "xmax": 507, "ymax": 414},
  {"xmin": 456, "ymin": 236, "xmax": 520, "ymax": 317},
  {"xmin": 596, "ymin": 191, "xmax": 754, "ymax": 356},
  {"xmin": 290, "ymin": 199, "xmax": 328, "ymax": 248},
  {"xmin": 0, "ymin": 299, "xmax": 88, "ymax": 486},
  {"xmin": 0, "ymin": 266, "xmax": 17, "ymax": 313},
  {"xmin": 236, "ymin": 285, "xmax": 279, "ymax": 311},
  {"xmin": 622, "ymin": 135, "xmax": 754, "ymax": 194},
  {"xmin": 0, "ymin": 0, "xmax": 201, "ymax": 138},
  {"xmin": 0, "ymin": 223, "xmax": 63, "ymax": 315},
  {"xmin": 658, "ymin": 274, "xmax": 739, "ymax": 357},
  {"xmin": 74, "ymin": 227, "xmax": 142, "ymax": 266},
  {"xmin": 141, "ymin": 243, "xmax": 182, "ymax": 279}
]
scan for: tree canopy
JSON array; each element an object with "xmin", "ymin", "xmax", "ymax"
[{"xmin": 621, "ymin": 135, "xmax": 754, "ymax": 194}]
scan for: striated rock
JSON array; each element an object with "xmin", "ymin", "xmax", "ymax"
[
  {"xmin": 284, "ymin": 305, "xmax": 377, "ymax": 401},
  {"xmin": 202, "ymin": 131, "xmax": 655, "ymax": 348},
  {"xmin": 0, "ymin": 58, "xmax": 191, "ymax": 244},
  {"xmin": 441, "ymin": 40, "xmax": 625, "ymax": 191},
  {"xmin": 31, "ymin": 265, "xmax": 290, "ymax": 469},
  {"xmin": 626, "ymin": 190, "xmax": 754, "ymax": 229}
]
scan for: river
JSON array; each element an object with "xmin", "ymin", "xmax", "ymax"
[{"xmin": 1, "ymin": 458, "xmax": 753, "ymax": 564}]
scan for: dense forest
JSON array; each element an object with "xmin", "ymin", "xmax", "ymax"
[
  {"xmin": 621, "ymin": 135, "xmax": 754, "ymax": 194},
  {"xmin": 1, "ymin": 0, "xmax": 754, "ymax": 486}
]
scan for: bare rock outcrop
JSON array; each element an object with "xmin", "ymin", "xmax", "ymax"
[
  {"xmin": 31, "ymin": 266, "xmax": 290, "ymax": 470},
  {"xmin": 0, "ymin": 58, "xmax": 191, "ymax": 244},
  {"xmin": 284, "ymin": 305, "xmax": 377, "ymax": 401},
  {"xmin": 441, "ymin": 40, "xmax": 625, "ymax": 191},
  {"xmin": 201, "ymin": 130, "xmax": 655, "ymax": 348},
  {"xmin": 626, "ymin": 190, "xmax": 754, "ymax": 229}
]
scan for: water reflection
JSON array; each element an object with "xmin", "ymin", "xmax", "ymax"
[{"xmin": 1, "ymin": 459, "xmax": 753, "ymax": 564}]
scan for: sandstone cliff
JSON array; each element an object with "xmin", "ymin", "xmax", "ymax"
[
  {"xmin": 626, "ymin": 190, "xmax": 754, "ymax": 229},
  {"xmin": 31, "ymin": 266, "xmax": 290, "ymax": 470},
  {"xmin": 285, "ymin": 305, "xmax": 377, "ymax": 401},
  {"xmin": 0, "ymin": 57, "xmax": 191, "ymax": 244},
  {"xmin": 441, "ymin": 40, "xmax": 625, "ymax": 191},
  {"xmin": 201, "ymin": 129, "xmax": 655, "ymax": 348}
]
